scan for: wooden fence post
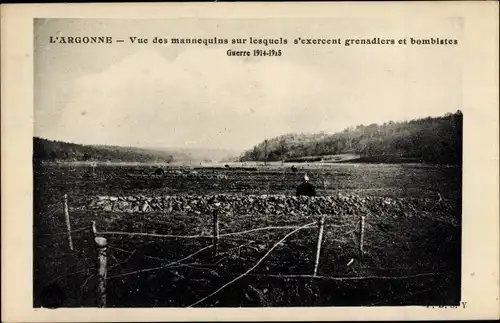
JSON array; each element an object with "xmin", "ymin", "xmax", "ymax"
[
  {"xmin": 90, "ymin": 220, "xmax": 97, "ymax": 241},
  {"xmin": 313, "ymin": 215, "xmax": 326, "ymax": 276},
  {"xmin": 213, "ymin": 210, "xmax": 219, "ymax": 257},
  {"xmin": 95, "ymin": 237, "xmax": 108, "ymax": 308},
  {"xmin": 359, "ymin": 215, "xmax": 366, "ymax": 258},
  {"xmin": 63, "ymin": 193, "xmax": 74, "ymax": 251}
]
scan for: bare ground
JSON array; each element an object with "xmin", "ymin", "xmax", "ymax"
[{"xmin": 33, "ymin": 163, "xmax": 461, "ymax": 307}]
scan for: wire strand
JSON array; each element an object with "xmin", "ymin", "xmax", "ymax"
[
  {"xmin": 107, "ymin": 244, "xmax": 213, "ymax": 280},
  {"xmin": 98, "ymin": 224, "xmax": 313, "ymax": 239},
  {"xmin": 187, "ymin": 221, "xmax": 316, "ymax": 307}
]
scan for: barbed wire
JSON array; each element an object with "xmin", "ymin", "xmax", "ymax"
[
  {"xmin": 107, "ymin": 244, "xmax": 213, "ymax": 280},
  {"xmin": 152, "ymin": 261, "xmax": 453, "ymax": 284},
  {"xmin": 187, "ymin": 221, "xmax": 316, "ymax": 307},
  {"xmin": 98, "ymin": 224, "xmax": 316, "ymax": 240},
  {"xmin": 39, "ymin": 226, "xmax": 89, "ymax": 236},
  {"xmin": 243, "ymin": 272, "xmax": 454, "ymax": 281}
]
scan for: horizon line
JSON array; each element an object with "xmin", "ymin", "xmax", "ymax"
[{"xmin": 34, "ymin": 109, "xmax": 462, "ymax": 151}]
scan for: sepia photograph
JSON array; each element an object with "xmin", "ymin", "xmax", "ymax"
[
  {"xmin": 33, "ymin": 17, "xmax": 464, "ymax": 308},
  {"xmin": 1, "ymin": 2, "xmax": 498, "ymax": 322}
]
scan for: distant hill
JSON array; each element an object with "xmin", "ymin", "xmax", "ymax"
[
  {"xmin": 148, "ymin": 147, "xmax": 241, "ymax": 163},
  {"xmin": 240, "ymin": 111, "xmax": 463, "ymax": 165},
  {"xmin": 33, "ymin": 137, "xmax": 241, "ymax": 163}
]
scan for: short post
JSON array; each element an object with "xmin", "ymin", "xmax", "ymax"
[
  {"xmin": 95, "ymin": 237, "xmax": 108, "ymax": 308},
  {"xmin": 90, "ymin": 221, "xmax": 97, "ymax": 241},
  {"xmin": 63, "ymin": 194, "xmax": 74, "ymax": 251},
  {"xmin": 359, "ymin": 215, "xmax": 366, "ymax": 258},
  {"xmin": 213, "ymin": 210, "xmax": 219, "ymax": 257},
  {"xmin": 313, "ymin": 215, "xmax": 326, "ymax": 276}
]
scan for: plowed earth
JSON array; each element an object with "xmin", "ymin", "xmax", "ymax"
[{"xmin": 33, "ymin": 163, "xmax": 461, "ymax": 307}]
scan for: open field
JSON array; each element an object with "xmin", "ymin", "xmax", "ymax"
[{"xmin": 33, "ymin": 162, "xmax": 461, "ymax": 307}]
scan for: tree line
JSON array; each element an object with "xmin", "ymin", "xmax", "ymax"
[
  {"xmin": 240, "ymin": 111, "xmax": 463, "ymax": 165},
  {"xmin": 33, "ymin": 137, "xmax": 175, "ymax": 163}
]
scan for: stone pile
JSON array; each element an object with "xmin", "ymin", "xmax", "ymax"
[{"xmin": 86, "ymin": 194, "xmax": 456, "ymax": 218}]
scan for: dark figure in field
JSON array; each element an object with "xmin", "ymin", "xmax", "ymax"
[
  {"xmin": 225, "ymin": 164, "xmax": 230, "ymax": 168},
  {"xmin": 154, "ymin": 168, "xmax": 164, "ymax": 176},
  {"xmin": 291, "ymin": 165, "xmax": 297, "ymax": 173},
  {"xmin": 296, "ymin": 174, "xmax": 317, "ymax": 197}
]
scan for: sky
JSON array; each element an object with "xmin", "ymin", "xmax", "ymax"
[{"xmin": 34, "ymin": 18, "xmax": 463, "ymax": 151}]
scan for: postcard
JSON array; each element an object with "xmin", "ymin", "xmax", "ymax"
[{"xmin": 1, "ymin": 2, "xmax": 499, "ymax": 322}]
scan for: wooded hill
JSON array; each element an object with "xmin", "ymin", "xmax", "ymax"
[
  {"xmin": 33, "ymin": 137, "xmax": 179, "ymax": 163},
  {"xmin": 240, "ymin": 111, "xmax": 463, "ymax": 165},
  {"xmin": 33, "ymin": 137, "xmax": 241, "ymax": 163}
]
